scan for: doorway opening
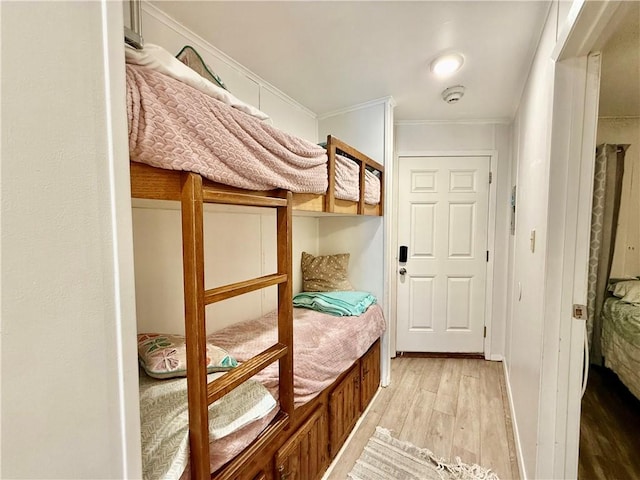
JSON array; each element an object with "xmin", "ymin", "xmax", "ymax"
[{"xmin": 578, "ymin": 4, "xmax": 640, "ymax": 477}]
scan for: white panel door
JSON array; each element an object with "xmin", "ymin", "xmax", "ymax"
[{"xmin": 396, "ymin": 156, "xmax": 490, "ymax": 352}]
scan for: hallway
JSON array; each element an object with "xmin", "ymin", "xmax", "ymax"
[{"xmin": 327, "ymin": 357, "xmax": 520, "ymax": 479}]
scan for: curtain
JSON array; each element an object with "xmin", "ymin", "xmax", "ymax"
[{"xmin": 587, "ymin": 144, "xmax": 627, "ymax": 364}]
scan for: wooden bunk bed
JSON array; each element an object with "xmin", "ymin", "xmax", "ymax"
[
  {"xmin": 127, "ymin": 41, "xmax": 385, "ymax": 480},
  {"xmin": 131, "ymin": 166, "xmax": 383, "ymax": 480}
]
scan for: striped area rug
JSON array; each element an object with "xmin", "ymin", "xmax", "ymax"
[{"xmin": 348, "ymin": 427, "xmax": 500, "ymax": 480}]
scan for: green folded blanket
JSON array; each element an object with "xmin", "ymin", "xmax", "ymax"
[{"xmin": 293, "ymin": 291, "xmax": 377, "ymax": 316}]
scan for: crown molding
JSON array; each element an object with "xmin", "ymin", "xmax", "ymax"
[{"xmin": 317, "ymin": 96, "xmax": 396, "ymax": 121}]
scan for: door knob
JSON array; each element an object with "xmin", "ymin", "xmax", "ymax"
[{"xmin": 399, "ymin": 268, "xmax": 407, "ymax": 275}]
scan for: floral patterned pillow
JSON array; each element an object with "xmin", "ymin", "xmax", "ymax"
[{"xmin": 137, "ymin": 333, "xmax": 238, "ymax": 379}]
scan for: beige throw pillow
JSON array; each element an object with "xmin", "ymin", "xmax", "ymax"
[{"xmin": 301, "ymin": 252, "xmax": 354, "ymax": 292}]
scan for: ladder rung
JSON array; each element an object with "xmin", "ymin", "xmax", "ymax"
[
  {"xmin": 207, "ymin": 343, "xmax": 287, "ymax": 404},
  {"xmin": 202, "ymin": 189, "xmax": 287, "ymax": 208},
  {"xmin": 204, "ymin": 273, "xmax": 287, "ymax": 305}
]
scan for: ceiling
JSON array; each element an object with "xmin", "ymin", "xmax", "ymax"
[
  {"xmin": 599, "ymin": 1, "xmax": 640, "ymax": 117},
  {"xmin": 151, "ymin": 1, "xmax": 551, "ymax": 122}
]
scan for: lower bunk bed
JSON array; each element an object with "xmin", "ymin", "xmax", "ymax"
[{"xmin": 139, "ymin": 305, "xmax": 385, "ymax": 480}]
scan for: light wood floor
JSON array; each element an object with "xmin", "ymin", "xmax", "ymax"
[
  {"xmin": 327, "ymin": 357, "xmax": 520, "ymax": 479},
  {"xmin": 579, "ymin": 365, "xmax": 640, "ymax": 480}
]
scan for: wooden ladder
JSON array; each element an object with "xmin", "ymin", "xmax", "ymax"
[{"xmin": 180, "ymin": 172, "xmax": 294, "ymax": 480}]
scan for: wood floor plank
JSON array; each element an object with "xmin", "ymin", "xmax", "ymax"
[
  {"xmin": 461, "ymin": 358, "xmax": 481, "ymax": 378},
  {"xmin": 378, "ymin": 358, "xmax": 424, "ymax": 433},
  {"xmin": 479, "ymin": 361, "xmax": 512, "ymax": 479},
  {"xmin": 451, "ymin": 374, "xmax": 480, "ymax": 464},
  {"xmin": 424, "ymin": 409, "xmax": 455, "ymax": 459},
  {"xmin": 422, "ymin": 357, "xmax": 445, "ymax": 393},
  {"xmin": 578, "ymin": 366, "xmax": 640, "ymax": 480},
  {"xmin": 398, "ymin": 388, "xmax": 436, "ymax": 446},
  {"xmin": 433, "ymin": 358, "xmax": 463, "ymax": 416}
]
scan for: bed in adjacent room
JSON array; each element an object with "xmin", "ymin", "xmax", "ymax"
[{"xmin": 601, "ymin": 280, "xmax": 640, "ymax": 399}]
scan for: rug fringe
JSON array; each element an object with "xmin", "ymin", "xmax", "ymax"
[{"xmin": 373, "ymin": 427, "xmax": 500, "ymax": 480}]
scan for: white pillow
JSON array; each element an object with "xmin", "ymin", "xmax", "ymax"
[
  {"xmin": 125, "ymin": 43, "xmax": 270, "ymax": 121},
  {"xmin": 611, "ymin": 280, "xmax": 640, "ymax": 305}
]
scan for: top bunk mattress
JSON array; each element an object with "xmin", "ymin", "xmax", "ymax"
[
  {"xmin": 126, "ymin": 63, "xmax": 381, "ymax": 205},
  {"xmin": 127, "ymin": 64, "xmax": 328, "ymax": 194}
]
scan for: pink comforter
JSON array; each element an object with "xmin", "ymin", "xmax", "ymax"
[
  {"xmin": 126, "ymin": 64, "xmax": 328, "ymax": 193},
  {"xmin": 208, "ymin": 305, "xmax": 386, "ymax": 404},
  {"xmin": 335, "ymin": 154, "xmax": 381, "ymax": 204}
]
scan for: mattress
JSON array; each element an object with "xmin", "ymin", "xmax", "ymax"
[
  {"xmin": 208, "ymin": 304, "xmax": 386, "ymax": 405},
  {"xmin": 601, "ymin": 296, "xmax": 640, "ymax": 399},
  {"xmin": 126, "ymin": 63, "xmax": 380, "ymax": 205},
  {"xmin": 139, "ymin": 371, "xmax": 277, "ymax": 480}
]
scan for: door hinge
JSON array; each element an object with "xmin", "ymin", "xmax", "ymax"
[
  {"xmin": 484, "ymin": 326, "xmax": 487, "ymax": 338},
  {"xmin": 489, "ymin": 172, "xmax": 493, "ymax": 184},
  {"xmin": 486, "ymin": 250, "xmax": 489, "ymax": 262}
]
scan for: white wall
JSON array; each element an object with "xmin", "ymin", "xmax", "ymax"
[
  {"xmin": 1, "ymin": 2, "xmax": 141, "ymax": 478},
  {"xmin": 396, "ymin": 122, "xmax": 497, "ymax": 152},
  {"xmin": 395, "ymin": 122, "xmax": 512, "ymax": 359},
  {"xmin": 319, "ymin": 218, "xmax": 384, "ymax": 300},
  {"xmin": 133, "ymin": 203, "xmax": 319, "ymax": 334},
  {"xmin": 318, "ymin": 100, "xmax": 386, "ymax": 162},
  {"xmin": 504, "ymin": 1, "xmax": 573, "ymax": 478},
  {"xmin": 141, "ymin": 2, "xmax": 318, "ymax": 142},
  {"xmin": 597, "ymin": 117, "xmax": 640, "ymax": 277}
]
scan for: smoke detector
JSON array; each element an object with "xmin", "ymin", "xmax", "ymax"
[{"xmin": 442, "ymin": 85, "xmax": 466, "ymax": 104}]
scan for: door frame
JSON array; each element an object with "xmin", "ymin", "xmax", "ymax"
[
  {"xmin": 539, "ymin": 1, "xmax": 628, "ymax": 478},
  {"xmin": 391, "ymin": 150, "xmax": 498, "ymax": 359}
]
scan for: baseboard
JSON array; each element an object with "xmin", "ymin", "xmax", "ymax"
[
  {"xmin": 321, "ymin": 386, "xmax": 383, "ymax": 480},
  {"xmin": 502, "ymin": 359, "xmax": 527, "ymax": 480},
  {"xmin": 396, "ymin": 352, "xmax": 484, "ymax": 359},
  {"xmin": 490, "ymin": 353, "xmax": 504, "ymax": 361}
]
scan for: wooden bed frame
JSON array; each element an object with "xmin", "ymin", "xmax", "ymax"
[
  {"xmin": 132, "ymin": 169, "xmax": 296, "ymax": 479},
  {"xmin": 292, "ymin": 135, "xmax": 385, "ymax": 216},
  {"xmin": 130, "ymin": 136, "xmax": 383, "ymax": 480},
  {"xmin": 131, "ymin": 135, "xmax": 384, "ymax": 217}
]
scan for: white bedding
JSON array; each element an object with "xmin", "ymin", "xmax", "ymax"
[
  {"xmin": 139, "ymin": 371, "xmax": 276, "ymax": 480},
  {"xmin": 125, "ymin": 43, "xmax": 269, "ymax": 121}
]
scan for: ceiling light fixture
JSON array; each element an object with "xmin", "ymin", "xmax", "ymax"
[{"xmin": 430, "ymin": 53, "xmax": 465, "ymax": 77}]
